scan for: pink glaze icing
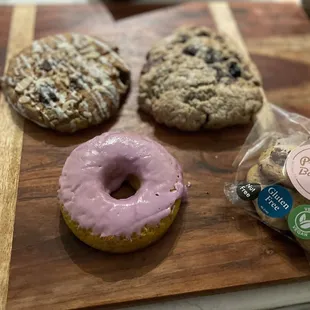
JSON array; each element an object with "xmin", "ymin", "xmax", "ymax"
[{"xmin": 58, "ymin": 132, "xmax": 185, "ymax": 238}]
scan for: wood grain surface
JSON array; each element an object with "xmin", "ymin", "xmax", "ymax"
[
  {"xmin": 1, "ymin": 2, "xmax": 310, "ymax": 309},
  {"xmin": 0, "ymin": 6, "xmax": 36, "ymax": 309},
  {"xmin": 232, "ymin": 2, "xmax": 310, "ymax": 117},
  {"xmin": 105, "ymin": 2, "xmax": 171, "ymax": 20}
]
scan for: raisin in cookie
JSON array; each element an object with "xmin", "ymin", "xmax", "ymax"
[
  {"xmin": 1, "ymin": 33, "xmax": 130, "ymax": 133},
  {"xmin": 139, "ymin": 26, "xmax": 264, "ymax": 131}
]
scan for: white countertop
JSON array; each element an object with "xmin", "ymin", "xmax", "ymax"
[
  {"xmin": 1, "ymin": 0, "xmax": 308, "ymax": 309},
  {"xmin": 123, "ymin": 281, "xmax": 310, "ymax": 310}
]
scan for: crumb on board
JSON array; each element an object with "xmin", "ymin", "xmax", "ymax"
[{"xmin": 265, "ymin": 248, "xmax": 274, "ymax": 255}]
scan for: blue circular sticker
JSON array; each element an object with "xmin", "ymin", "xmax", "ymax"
[{"xmin": 257, "ymin": 185, "xmax": 293, "ymax": 218}]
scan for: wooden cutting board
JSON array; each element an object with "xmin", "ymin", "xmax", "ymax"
[{"xmin": 2, "ymin": 2, "xmax": 310, "ymax": 309}]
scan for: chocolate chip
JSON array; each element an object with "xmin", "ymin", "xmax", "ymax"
[
  {"xmin": 270, "ymin": 148, "xmax": 290, "ymax": 166},
  {"xmin": 228, "ymin": 62, "xmax": 241, "ymax": 78},
  {"xmin": 41, "ymin": 59, "xmax": 52, "ymax": 72},
  {"xmin": 197, "ymin": 30, "xmax": 210, "ymax": 37},
  {"xmin": 39, "ymin": 85, "xmax": 58, "ymax": 105},
  {"xmin": 183, "ymin": 45, "xmax": 198, "ymax": 56}
]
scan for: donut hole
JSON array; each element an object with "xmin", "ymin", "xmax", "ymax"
[
  {"xmin": 111, "ymin": 180, "xmax": 136, "ymax": 199},
  {"xmin": 110, "ymin": 174, "xmax": 140, "ymax": 200}
]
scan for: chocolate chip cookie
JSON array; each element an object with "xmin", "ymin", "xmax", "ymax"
[
  {"xmin": 139, "ymin": 26, "xmax": 264, "ymax": 131},
  {"xmin": 1, "ymin": 33, "xmax": 130, "ymax": 133}
]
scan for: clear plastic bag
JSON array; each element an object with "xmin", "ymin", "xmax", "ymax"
[{"xmin": 225, "ymin": 104, "xmax": 310, "ymax": 253}]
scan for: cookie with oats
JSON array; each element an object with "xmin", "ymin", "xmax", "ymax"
[
  {"xmin": 1, "ymin": 33, "xmax": 130, "ymax": 133},
  {"xmin": 139, "ymin": 26, "xmax": 264, "ymax": 131}
]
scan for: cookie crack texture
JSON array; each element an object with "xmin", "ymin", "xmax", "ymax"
[
  {"xmin": 1, "ymin": 33, "xmax": 130, "ymax": 133},
  {"xmin": 138, "ymin": 26, "xmax": 263, "ymax": 131}
]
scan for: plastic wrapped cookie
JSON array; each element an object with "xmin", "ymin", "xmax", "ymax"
[
  {"xmin": 258, "ymin": 145, "xmax": 294, "ymax": 188},
  {"xmin": 224, "ymin": 105, "xmax": 310, "ymax": 259},
  {"xmin": 258, "ymin": 133, "xmax": 308, "ymax": 188},
  {"xmin": 1, "ymin": 33, "xmax": 130, "ymax": 133},
  {"xmin": 247, "ymin": 164, "xmax": 309, "ymax": 231}
]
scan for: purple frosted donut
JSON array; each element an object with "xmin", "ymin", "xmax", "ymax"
[{"xmin": 58, "ymin": 132, "xmax": 185, "ymax": 253}]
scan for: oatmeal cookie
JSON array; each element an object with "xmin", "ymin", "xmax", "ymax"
[
  {"xmin": 139, "ymin": 26, "xmax": 264, "ymax": 131},
  {"xmin": 1, "ymin": 33, "xmax": 130, "ymax": 133}
]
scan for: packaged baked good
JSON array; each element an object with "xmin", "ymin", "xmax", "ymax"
[{"xmin": 225, "ymin": 104, "xmax": 310, "ymax": 253}]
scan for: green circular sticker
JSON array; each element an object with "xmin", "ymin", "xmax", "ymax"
[{"xmin": 288, "ymin": 205, "xmax": 310, "ymax": 240}]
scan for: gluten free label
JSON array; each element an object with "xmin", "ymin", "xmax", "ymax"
[{"xmin": 258, "ymin": 185, "xmax": 293, "ymax": 218}]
